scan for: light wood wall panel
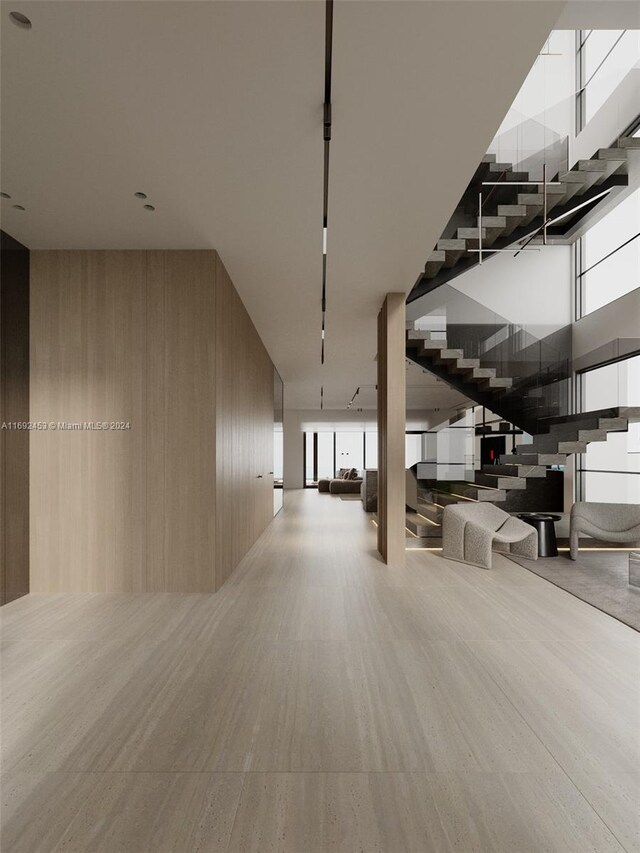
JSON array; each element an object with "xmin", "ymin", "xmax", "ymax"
[
  {"xmin": 377, "ymin": 293, "xmax": 406, "ymax": 568},
  {"xmin": 215, "ymin": 255, "xmax": 273, "ymax": 588},
  {"xmin": 30, "ymin": 250, "xmax": 273, "ymax": 593},
  {"xmin": 159, "ymin": 251, "xmax": 218, "ymax": 592},
  {"xmin": 30, "ymin": 251, "xmax": 149, "ymax": 592}
]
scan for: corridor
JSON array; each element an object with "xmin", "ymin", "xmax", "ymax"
[{"xmin": 1, "ymin": 490, "xmax": 638, "ymax": 852}]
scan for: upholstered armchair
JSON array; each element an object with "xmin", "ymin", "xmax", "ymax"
[
  {"xmin": 442, "ymin": 502, "xmax": 538, "ymax": 569},
  {"xmin": 569, "ymin": 502, "xmax": 640, "ymax": 560}
]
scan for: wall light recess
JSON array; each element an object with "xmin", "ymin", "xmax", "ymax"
[
  {"xmin": 143, "ymin": 204, "xmax": 155, "ymax": 211},
  {"xmin": 0, "ymin": 192, "xmax": 11, "ymax": 199},
  {"xmin": 12, "ymin": 204, "xmax": 25, "ymax": 211},
  {"xmin": 134, "ymin": 192, "xmax": 147, "ymax": 199},
  {"xmin": 9, "ymin": 11, "xmax": 32, "ymax": 28}
]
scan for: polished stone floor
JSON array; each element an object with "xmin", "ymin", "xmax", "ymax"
[{"xmin": 1, "ymin": 490, "xmax": 638, "ymax": 851}]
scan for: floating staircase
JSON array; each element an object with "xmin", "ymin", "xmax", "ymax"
[
  {"xmin": 404, "ymin": 326, "xmax": 640, "ymax": 536},
  {"xmin": 404, "ymin": 128, "xmax": 640, "ymax": 537},
  {"xmin": 410, "ymin": 135, "xmax": 640, "ymax": 302}
]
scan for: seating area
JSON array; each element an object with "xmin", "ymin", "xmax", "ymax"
[{"xmin": 440, "ymin": 500, "xmax": 640, "ymax": 571}]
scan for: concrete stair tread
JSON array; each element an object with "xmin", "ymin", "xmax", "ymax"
[
  {"xmin": 620, "ymin": 406, "xmax": 640, "ymax": 421},
  {"xmin": 596, "ymin": 148, "xmax": 628, "ymax": 161},
  {"xmin": 415, "ymin": 500, "xmax": 442, "ymax": 522},
  {"xmin": 557, "ymin": 171, "xmax": 589, "ymax": 184},
  {"xmin": 498, "ymin": 204, "xmax": 528, "ymax": 217},
  {"xmin": 476, "ymin": 472, "xmax": 527, "ymax": 490},
  {"xmin": 470, "ymin": 367, "xmax": 496, "ymax": 379},
  {"xmin": 437, "ymin": 239, "xmax": 467, "ymax": 268},
  {"xmin": 577, "ymin": 429, "xmax": 608, "ymax": 442},
  {"xmin": 507, "ymin": 453, "xmax": 567, "ymax": 465},
  {"xmin": 456, "ymin": 227, "xmax": 500, "ymax": 246},
  {"xmin": 406, "ymin": 511, "xmax": 441, "ymax": 537},
  {"xmin": 406, "ymin": 329, "xmax": 443, "ymax": 342},
  {"xmin": 559, "ymin": 170, "xmax": 602, "ymax": 192},
  {"xmin": 437, "ymin": 349, "xmax": 466, "ymax": 361},
  {"xmin": 577, "ymin": 159, "xmax": 608, "ymax": 171},
  {"xmin": 425, "ymin": 250, "xmax": 446, "ymax": 276},
  {"xmin": 618, "ymin": 137, "xmax": 640, "ymax": 148},
  {"xmin": 599, "ymin": 417, "xmax": 629, "ymax": 431},
  {"xmin": 481, "ymin": 376, "xmax": 513, "ymax": 389},
  {"xmin": 478, "ymin": 216, "xmax": 507, "ymax": 228},
  {"xmin": 556, "ymin": 441, "xmax": 588, "ymax": 453},
  {"xmin": 437, "ymin": 239, "xmax": 466, "ymax": 250},
  {"xmin": 517, "ymin": 193, "xmax": 545, "ymax": 206},
  {"xmin": 452, "ymin": 358, "xmax": 481, "ymax": 370},
  {"xmin": 432, "ymin": 484, "xmax": 507, "ymax": 503}
]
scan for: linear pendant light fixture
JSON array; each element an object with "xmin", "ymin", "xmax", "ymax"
[
  {"xmin": 514, "ymin": 186, "xmax": 613, "ymax": 257},
  {"xmin": 481, "ymin": 181, "xmax": 562, "ymax": 186},
  {"xmin": 320, "ymin": 0, "xmax": 334, "ymax": 387},
  {"xmin": 471, "ymin": 171, "xmax": 612, "ymax": 261}
]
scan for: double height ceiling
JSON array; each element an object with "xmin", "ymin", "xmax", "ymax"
[{"xmin": 2, "ymin": 0, "xmax": 625, "ymax": 408}]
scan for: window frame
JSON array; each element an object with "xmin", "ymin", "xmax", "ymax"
[{"xmin": 575, "ymin": 353, "xmax": 640, "ymax": 501}]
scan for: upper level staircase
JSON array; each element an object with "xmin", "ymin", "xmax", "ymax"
[{"xmin": 410, "ymin": 135, "xmax": 640, "ymax": 302}]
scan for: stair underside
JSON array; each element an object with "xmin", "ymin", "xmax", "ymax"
[{"xmin": 410, "ymin": 137, "xmax": 639, "ymax": 303}]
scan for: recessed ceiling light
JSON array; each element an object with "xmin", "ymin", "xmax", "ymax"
[
  {"xmin": 134, "ymin": 191, "xmax": 147, "ymax": 199},
  {"xmin": 0, "ymin": 192, "xmax": 11, "ymax": 199},
  {"xmin": 12, "ymin": 204, "xmax": 25, "ymax": 211},
  {"xmin": 143, "ymin": 204, "xmax": 155, "ymax": 211},
  {"xmin": 9, "ymin": 11, "xmax": 32, "ymax": 29}
]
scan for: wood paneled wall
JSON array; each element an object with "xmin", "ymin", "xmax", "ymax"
[
  {"xmin": 30, "ymin": 250, "xmax": 274, "ymax": 593},
  {"xmin": 215, "ymin": 256, "xmax": 274, "ymax": 586},
  {"xmin": 377, "ymin": 293, "xmax": 406, "ymax": 568},
  {"xmin": 1, "ymin": 232, "xmax": 30, "ymax": 605}
]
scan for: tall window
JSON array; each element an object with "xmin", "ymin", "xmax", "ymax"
[
  {"xmin": 577, "ymin": 187, "xmax": 640, "ymax": 318},
  {"xmin": 304, "ymin": 433, "xmax": 315, "ymax": 486},
  {"xmin": 365, "ymin": 431, "xmax": 378, "ymax": 468},
  {"xmin": 576, "ymin": 30, "xmax": 640, "ymax": 130},
  {"xmin": 317, "ymin": 432, "xmax": 334, "ymax": 480},
  {"xmin": 577, "ymin": 354, "xmax": 640, "ymax": 503},
  {"xmin": 335, "ymin": 432, "xmax": 364, "ymax": 471},
  {"xmin": 303, "ymin": 429, "xmax": 424, "ymax": 485}
]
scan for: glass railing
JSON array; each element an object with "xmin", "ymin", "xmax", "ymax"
[
  {"xmin": 487, "ymin": 110, "xmax": 569, "ymax": 181},
  {"xmin": 411, "ymin": 283, "xmax": 572, "ymax": 436},
  {"xmin": 413, "ymin": 408, "xmax": 476, "ymax": 481}
]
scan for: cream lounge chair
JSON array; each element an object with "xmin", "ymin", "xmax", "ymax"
[
  {"xmin": 569, "ymin": 502, "xmax": 640, "ymax": 560},
  {"xmin": 442, "ymin": 502, "xmax": 538, "ymax": 569}
]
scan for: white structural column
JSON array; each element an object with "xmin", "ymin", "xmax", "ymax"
[{"xmin": 377, "ymin": 293, "xmax": 406, "ymax": 567}]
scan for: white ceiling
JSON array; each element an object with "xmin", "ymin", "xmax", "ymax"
[{"xmin": 1, "ymin": 0, "xmax": 616, "ymax": 410}]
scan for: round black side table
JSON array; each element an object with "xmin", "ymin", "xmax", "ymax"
[{"xmin": 517, "ymin": 513, "xmax": 561, "ymax": 558}]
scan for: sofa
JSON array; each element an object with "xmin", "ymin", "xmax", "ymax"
[
  {"xmin": 318, "ymin": 468, "xmax": 363, "ymax": 495},
  {"xmin": 442, "ymin": 502, "xmax": 538, "ymax": 569},
  {"xmin": 329, "ymin": 477, "xmax": 362, "ymax": 495},
  {"xmin": 569, "ymin": 502, "xmax": 640, "ymax": 560}
]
